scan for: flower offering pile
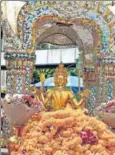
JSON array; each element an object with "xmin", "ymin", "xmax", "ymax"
[
  {"xmin": 95, "ymin": 100, "xmax": 115, "ymax": 128},
  {"xmin": 2, "ymin": 94, "xmax": 43, "ymax": 127},
  {"xmin": 105, "ymin": 100, "xmax": 115, "ymax": 113},
  {"xmin": 103, "ymin": 100, "xmax": 115, "ymax": 129},
  {"xmin": 11, "ymin": 108, "xmax": 115, "ymax": 155}
]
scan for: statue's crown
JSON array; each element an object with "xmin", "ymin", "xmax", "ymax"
[{"xmin": 54, "ymin": 63, "xmax": 68, "ymax": 77}]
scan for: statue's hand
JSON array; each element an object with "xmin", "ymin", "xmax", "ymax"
[
  {"xmin": 28, "ymin": 86, "xmax": 36, "ymax": 94},
  {"xmin": 44, "ymin": 104, "xmax": 52, "ymax": 111},
  {"xmin": 76, "ymin": 107, "xmax": 89, "ymax": 115},
  {"xmin": 79, "ymin": 89, "xmax": 91, "ymax": 99},
  {"xmin": 83, "ymin": 108, "xmax": 89, "ymax": 115}
]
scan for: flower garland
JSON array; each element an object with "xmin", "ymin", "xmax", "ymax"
[
  {"xmin": 4, "ymin": 94, "xmax": 42, "ymax": 108},
  {"xmin": 105, "ymin": 100, "xmax": 115, "ymax": 113},
  {"xmin": 10, "ymin": 109, "xmax": 115, "ymax": 155},
  {"xmin": 22, "ymin": 95, "xmax": 39, "ymax": 107}
]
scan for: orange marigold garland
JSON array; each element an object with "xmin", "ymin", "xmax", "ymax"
[{"xmin": 10, "ymin": 109, "xmax": 115, "ymax": 155}]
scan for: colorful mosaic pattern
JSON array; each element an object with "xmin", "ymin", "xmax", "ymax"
[
  {"xmin": 17, "ymin": 1, "xmax": 115, "ymax": 56},
  {"xmin": 2, "ymin": 20, "xmax": 23, "ymax": 50},
  {"xmin": 6, "ymin": 71, "xmax": 14, "ymax": 94},
  {"xmin": 107, "ymin": 81, "xmax": 113, "ymax": 102},
  {"xmin": 88, "ymin": 86, "xmax": 97, "ymax": 115},
  {"xmin": 25, "ymin": 66, "xmax": 33, "ymax": 94}
]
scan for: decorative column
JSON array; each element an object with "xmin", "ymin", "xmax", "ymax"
[
  {"xmin": 99, "ymin": 57, "xmax": 115, "ymax": 103},
  {"xmin": 4, "ymin": 49, "xmax": 36, "ymax": 94},
  {"xmin": 98, "ymin": 63, "xmax": 104, "ymax": 103},
  {"xmin": 105, "ymin": 59, "xmax": 115, "ymax": 102},
  {"xmin": 82, "ymin": 65, "xmax": 100, "ymax": 115}
]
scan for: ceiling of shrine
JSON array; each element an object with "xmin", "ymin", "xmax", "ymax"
[
  {"xmin": 36, "ymin": 24, "xmax": 85, "ymax": 51},
  {"xmin": 39, "ymin": 34, "xmax": 75, "ymax": 46},
  {"xmin": 36, "ymin": 22, "xmax": 94, "ymax": 51},
  {"xmin": 35, "ymin": 16, "xmax": 102, "ymax": 54}
]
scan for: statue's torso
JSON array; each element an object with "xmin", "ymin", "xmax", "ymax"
[{"xmin": 48, "ymin": 88, "xmax": 71, "ymax": 110}]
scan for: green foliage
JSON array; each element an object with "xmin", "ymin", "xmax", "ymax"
[
  {"xmin": 67, "ymin": 67, "xmax": 79, "ymax": 76},
  {"xmin": 33, "ymin": 67, "xmax": 80, "ymax": 83},
  {"xmin": 75, "ymin": 94, "xmax": 80, "ymax": 101},
  {"xmin": 33, "ymin": 68, "xmax": 55, "ymax": 82}
]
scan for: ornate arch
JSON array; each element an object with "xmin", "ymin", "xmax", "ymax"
[
  {"xmin": 4, "ymin": 1, "xmax": 115, "ymax": 106},
  {"xmin": 17, "ymin": 1, "xmax": 114, "ymax": 56},
  {"xmin": 35, "ymin": 21, "xmax": 85, "ymax": 51},
  {"xmin": 32, "ymin": 16, "xmax": 103, "ymax": 54}
]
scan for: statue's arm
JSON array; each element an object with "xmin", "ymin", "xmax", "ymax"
[
  {"xmin": 44, "ymin": 91, "xmax": 52, "ymax": 107},
  {"xmin": 69, "ymin": 91, "xmax": 86, "ymax": 109}
]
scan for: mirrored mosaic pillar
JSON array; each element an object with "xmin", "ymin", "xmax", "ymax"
[{"xmin": 4, "ymin": 50, "xmax": 36, "ymax": 94}]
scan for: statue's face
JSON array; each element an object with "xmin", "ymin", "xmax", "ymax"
[{"xmin": 54, "ymin": 75, "xmax": 67, "ymax": 87}]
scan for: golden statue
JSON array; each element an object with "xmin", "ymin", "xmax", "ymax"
[
  {"xmin": 44, "ymin": 64, "xmax": 90, "ymax": 111},
  {"xmin": 29, "ymin": 64, "xmax": 90, "ymax": 111}
]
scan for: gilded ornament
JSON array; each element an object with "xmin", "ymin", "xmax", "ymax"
[
  {"xmin": 79, "ymin": 89, "xmax": 91, "ymax": 99},
  {"xmin": 40, "ymin": 74, "xmax": 45, "ymax": 83},
  {"xmin": 18, "ymin": 60, "xmax": 22, "ymax": 66},
  {"xmin": 29, "ymin": 61, "xmax": 34, "ymax": 67},
  {"xmin": 14, "ymin": 61, "xmax": 18, "ymax": 67},
  {"xmin": 27, "ymin": 48, "xmax": 35, "ymax": 54}
]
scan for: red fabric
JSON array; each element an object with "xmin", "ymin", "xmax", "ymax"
[{"xmin": 15, "ymin": 127, "xmax": 23, "ymax": 137}]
